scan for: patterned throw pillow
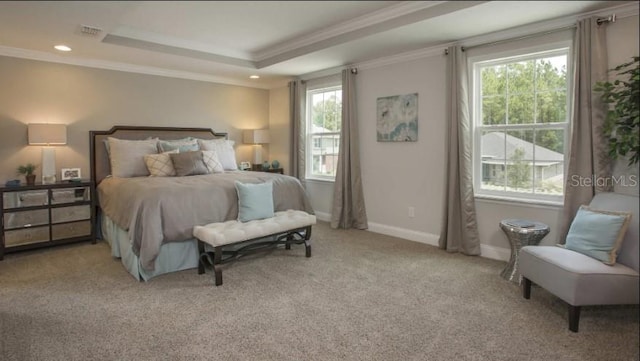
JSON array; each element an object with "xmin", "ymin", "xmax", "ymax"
[
  {"xmin": 202, "ymin": 150, "xmax": 224, "ymax": 174},
  {"xmin": 144, "ymin": 150, "xmax": 178, "ymax": 177}
]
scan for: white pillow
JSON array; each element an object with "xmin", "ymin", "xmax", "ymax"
[
  {"xmin": 144, "ymin": 150, "xmax": 179, "ymax": 177},
  {"xmin": 202, "ymin": 150, "xmax": 225, "ymax": 174},
  {"xmin": 104, "ymin": 137, "xmax": 158, "ymax": 156},
  {"xmin": 108, "ymin": 137, "xmax": 159, "ymax": 178},
  {"xmin": 197, "ymin": 139, "xmax": 238, "ymax": 170}
]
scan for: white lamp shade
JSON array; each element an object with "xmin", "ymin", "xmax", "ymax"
[
  {"xmin": 243, "ymin": 129, "xmax": 270, "ymax": 144},
  {"xmin": 28, "ymin": 123, "xmax": 67, "ymax": 145}
]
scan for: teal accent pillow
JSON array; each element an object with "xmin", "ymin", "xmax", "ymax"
[
  {"xmin": 565, "ymin": 206, "xmax": 632, "ymax": 265},
  {"xmin": 235, "ymin": 181, "xmax": 274, "ymax": 222},
  {"xmin": 158, "ymin": 139, "xmax": 199, "ymax": 153}
]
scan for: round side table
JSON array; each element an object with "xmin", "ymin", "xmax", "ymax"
[{"xmin": 499, "ymin": 219, "xmax": 550, "ymax": 283}]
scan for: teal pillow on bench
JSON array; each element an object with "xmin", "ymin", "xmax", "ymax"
[
  {"xmin": 564, "ymin": 205, "xmax": 632, "ymax": 265},
  {"xmin": 235, "ymin": 181, "xmax": 274, "ymax": 222}
]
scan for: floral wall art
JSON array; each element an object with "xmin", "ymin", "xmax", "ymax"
[{"xmin": 376, "ymin": 93, "xmax": 418, "ymax": 142}]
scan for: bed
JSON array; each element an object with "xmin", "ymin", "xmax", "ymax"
[{"xmin": 90, "ymin": 126, "xmax": 313, "ymax": 280}]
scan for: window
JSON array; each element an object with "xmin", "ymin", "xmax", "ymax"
[
  {"xmin": 306, "ymin": 86, "xmax": 342, "ymax": 180},
  {"xmin": 472, "ymin": 47, "xmax": 571, "ymax": 203}
]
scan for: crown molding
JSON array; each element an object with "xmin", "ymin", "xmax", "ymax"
[
  {"xmin": 102, "ymin": 34, "xmax": 255, "ymax": 69},
  {"xmin": 110, "ymin": 25, "xmax": 252, "ymax": 60},
  {"xmin": 355, "ymin": 44, "xmax": 453, "ymax": 71},
  {"xmin": 256, "ymin": 1, "xmax": 486, "ymax": 69},
  {"xmin": 298, "ymin": 65, "xmax": 344, "ymax": 81},
  {"xmin": 1, "ymin": 2, "xmax": 635, "ymax": 90},
  {"xmin": 253, "ymin": 1, "xmax": 445, "ymax": 61},
  {"xmin": 460, "ymin": 1, "xmax": 639, "ymax": 49},
  {"xmin": 301, "ymin": 1, "xmax": 639, "ymax": 78},
  {"xmin": 298, "ymin": 43, "xmax": 453, "ymax": 80},
  {"xmin": 599, "ymin": 1, "xmax": 639, "ymax": 19},
  {"xmin": 0, "ymin": 45, "xmax": 272, "ymax": 89}
]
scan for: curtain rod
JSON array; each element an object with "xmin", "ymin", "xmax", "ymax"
[{"xmin": 444, "ymin": 14, "xmax": 616, "ymax": 55}]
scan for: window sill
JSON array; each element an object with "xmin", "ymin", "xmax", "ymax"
[
  {"xmin": 475, "ymin": 194, "xmax": 563, "ymax": 210},
  {"xmin": 303, "ymin": 177, "xmax": 335, "ymax": 185}
]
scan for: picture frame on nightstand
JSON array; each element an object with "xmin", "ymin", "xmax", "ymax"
[{"xmin": 61, "ymin": 168, "xmax": 81, "ymax": 181}]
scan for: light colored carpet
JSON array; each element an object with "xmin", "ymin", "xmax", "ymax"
[{"xmin": 0, "ymin": 221, "xmax": 638, "ymax": 361}]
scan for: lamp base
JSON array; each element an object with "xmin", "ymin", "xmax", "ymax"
[
  {"xmin": 42, "ymin": 175, "xmax": 57, "ymax": 184},
  {"xmin": 253, "ymin": 144, "xmax": 263, "ymax": 165},
  {"xmin": 41, "ymin": 147, "xmax": 57, "ymax": 184}
]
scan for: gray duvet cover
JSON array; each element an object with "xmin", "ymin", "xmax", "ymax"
[{"xmin": 98, "ymin": 171, "xmax": 313, "ymax": 271}]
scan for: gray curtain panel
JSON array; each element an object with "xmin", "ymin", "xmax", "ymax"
[
  {"xmin": 289, "ymin": 80, "xmax": 307, "ymax": 179},
  {"xmin": 558, "ymin": 17, "xmax": 612, "ymax": 242},
  {"xmin": 438, "ymin": 46, "xmax": 481, "ymax": 255},
  {"xmin": 331, "ymin": 69, "xmax": 368, "ymax": 230}
]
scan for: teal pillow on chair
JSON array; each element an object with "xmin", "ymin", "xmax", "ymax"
[
  {"xmin": 235, "ymin": 181, "xmax": 274, "ymax": 222},
  {"xmin": 565, "ymin": 205, "xmax": 632, "ymax": 265}
]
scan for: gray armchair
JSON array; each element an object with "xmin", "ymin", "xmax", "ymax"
[{"xmin": 519, "ymin": 192, "xmax": 639, "ymax": 332}]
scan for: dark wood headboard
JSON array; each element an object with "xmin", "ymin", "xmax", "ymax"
[{"xmin": 90, "ymin": 125, "xmax": 228, "ymax": 186}]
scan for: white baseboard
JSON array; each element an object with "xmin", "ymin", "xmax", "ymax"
[
  {"xmin": 368, "ymin": 222, "xmax": 511, "ymax": 262},
  {"xmin": 317, "ymin": 216, "xmax": 511, "ymax": 262},
  {"xmin": 314, "ymin": 211, "xmax": 331, "ymax": 222},
  {"xmin": 367, "ymin": 222, "xmax": 440, "ymax": 247},
  {"xmin": 479, "ymin": 244, "xmax": 511, "ymax": 262}
]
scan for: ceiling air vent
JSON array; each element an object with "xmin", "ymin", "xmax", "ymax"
[{"xmin": 79, "ymin": 25, "xmax": 102, "ymax": 36}]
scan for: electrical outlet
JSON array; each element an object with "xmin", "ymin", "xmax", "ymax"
[{"xmin": 408, "ymin": 206, "xmax": 415, "ymax": 218}]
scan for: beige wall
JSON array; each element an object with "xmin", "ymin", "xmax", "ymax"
[
  {"xmin": 284, "ymin": 14, "xmax": 639, "ymax": 260},
  {"xmin": 0, "ymin": 56, "xmax": 269, "ymax": 183},
  {"xmin": 608, "ymin": 15, "xmax": 640, "ymax": 196},
  {"xmin": 3, "ymin": 14, "xmax": 634, "ymax": 260},
  {"xmin": 357, "ymin": 55, "xmax": 446, "ymax": 239}
]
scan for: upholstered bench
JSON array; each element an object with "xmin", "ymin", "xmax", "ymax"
[{"xmin": 193, "ymin": 210, "xmax": 316, "ymax": 286}]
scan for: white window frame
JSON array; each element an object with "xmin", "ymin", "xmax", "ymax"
[
  {"xmin": 305, "ymin": 85, "xmax": 342, "ymax": 181},
  {"xmin": 471, "ymin": 42, "xmax": 572, "ymax": 204}
]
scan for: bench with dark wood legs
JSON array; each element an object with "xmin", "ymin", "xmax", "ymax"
[{"xmin": 193, "ymin": 210, "xmax": 316, "ymax": 286}]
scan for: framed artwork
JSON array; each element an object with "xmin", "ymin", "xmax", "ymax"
[
  {"xmin": 61, "ymin": 168, "xmax": 81, "ymax": 180},
  {"xmin": 376, "ymin": 93, "xmax": 418, "ymax": 142}
]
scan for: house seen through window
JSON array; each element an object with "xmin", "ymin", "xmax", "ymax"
[
  {"xmin": 472, "ymin": 47, "xmax": 570, "ymax": 203},
  {"xmin": 306, "ymin": 86, "xmax": 342, "ymax": 180}
]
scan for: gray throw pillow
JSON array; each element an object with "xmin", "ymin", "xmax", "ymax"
[{"xmin": 170, "ymin": 151, "xmax": 209, "ymax": 177}]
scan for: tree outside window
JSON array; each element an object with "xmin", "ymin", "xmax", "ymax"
[
  {"xmin": 306, "ymin": 86, "xmax": 342, "ymax": 180},
  {"xmin": 474, "ymin": 48, "xmax": 570, "ymax": 202}
]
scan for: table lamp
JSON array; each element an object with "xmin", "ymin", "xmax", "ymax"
[
  {"xmin": 28, "ymin": 123, "xmax": 67, "ymax": 184},
  {"xmin": 243, "ymin": 129, "xmax": 270, "ymax": 165}
]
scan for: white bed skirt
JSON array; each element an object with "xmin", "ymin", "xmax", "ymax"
[{"xmin": 101, "ymin": 214, "xmax": 200, "ymax": 281}]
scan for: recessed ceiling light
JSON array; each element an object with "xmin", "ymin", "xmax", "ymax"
[
  {"xmin": 54, "ymin": 45, "xmax": 72, "ymax": 52},
  {"xmin": 249, "ymin": 75, "xmax": 260, "ymax": 79}
]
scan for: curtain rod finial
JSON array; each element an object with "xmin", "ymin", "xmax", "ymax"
[
  {"xmin": 597, "ymin": 14, "xmax": 616, "ymax": 25},
  {"xmin": 350, "ymin": 68, "xmax": 358, "ymax": 74}
]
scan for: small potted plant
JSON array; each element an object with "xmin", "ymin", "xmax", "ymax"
[{"xmin": 16, "ymin": 163, "xmax": 38, "ymax": 186}]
